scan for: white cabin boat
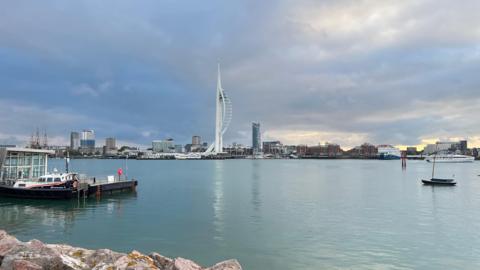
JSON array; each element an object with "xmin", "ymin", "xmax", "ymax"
[{"xmin": 425, "ymin": 154, "xmax": 474, "ymax": 163}]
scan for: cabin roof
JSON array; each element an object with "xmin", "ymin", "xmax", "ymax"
[{"xmin": 2, "ymin": 147, "xmax": 54, "ymax": 154}]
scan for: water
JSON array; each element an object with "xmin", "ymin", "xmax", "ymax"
[{"xmin": 1, "ymin": 159, "xmax": 480, "ymax": 269}]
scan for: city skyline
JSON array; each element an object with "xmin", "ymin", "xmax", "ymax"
[{"xmin": 1, "ymin": 1, "xmax": 480, "ymax": 149}]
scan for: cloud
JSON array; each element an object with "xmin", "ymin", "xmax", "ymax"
[{"xmin": 0, "ymin": 0, "xmax": 480, "ymax": 148}]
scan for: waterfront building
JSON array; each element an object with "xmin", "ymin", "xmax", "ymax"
[
  {"xmin": 423, "ymin": 142, "xmax": 454, "ymax": 155},
  {"xmin": 70, "ymin": 132, "xmax": 80, "ymax": 150},
  {"xmin": 152, "ymin": 139, "xmax": 175, "ymax": 153},
  {"xmin": 192, "ymin": 136, "xmax": 201, "ymax": 145},
  {"xmin": 205, "ymin": 64, "xmax": 232, "ymax": 154},
  {"xmin": 263, "ymin": 141, "xmax": 283, "ymax": 155},
  {"xmin": 252, "ymin": 122, "xmax": 261, "ymax": 154},
  {"xmin": 406, "ymin": 147, "xmax": 418, "ymax": 155},
  {"xmin": 105, "ymin": 137, "xmax": 116, "ymax": 150},
  {"xmin": 303, "ymin": 143, "xmax": 343, "ymax": 158},
  {"xmin": 80, "ymin": 130, "xmax": 95, "ymax": 149},
  {"xmin": 0, "ymin": 147, "xmax": 54, "ymax": 184},
  {"xmin": 346, "ymin": 143, "xmax": 378, "ymax": 158},
  {"xmin": 174, "ymin": 144, "xmax": 184, "ymax": 153}
]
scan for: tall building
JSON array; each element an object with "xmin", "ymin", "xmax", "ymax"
[
  {"xmin": 152, "ymin": 139, "xmax": 175, "ymax": 153},
  {"xmin": 105, "ymin": 137, "xmax": 116, "ymax": 150},
  {"xmin": 252, "ymin": 122, "xmax": 261, "ymax": 153},
  {"xmin": 80, "ymin": 130, "xmax": 95, "ymax": 149},
  {"xmin": 206, "ymin": 64, "xmax": 232, "ymax": 154},
  {"xmin": 192, "ymin": 136, "xmax": 201, "ymax": 145},
  {"xmin": 70, "ymin": 132, "xmax": 80, "ymax": 150}
]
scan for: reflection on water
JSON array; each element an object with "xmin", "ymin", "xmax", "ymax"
[
  {"xmin": 250, "ymin": 161, "xmax": 261, "ymax": 223},
  {"xmin": 212, "ymin": 161, "xmax": 224, "ymax": 242},
  {"xmin": 2, "ymin": 159, "xmax": 480, "ymax": 269},
  {"xmin": 0, "ymin": 192, "xmax": 137, "ymax": 240}
]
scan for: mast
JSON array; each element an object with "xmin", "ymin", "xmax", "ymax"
[{"xmin": 431, "ymin": 143, "xmax": 438, "ymax": 179}]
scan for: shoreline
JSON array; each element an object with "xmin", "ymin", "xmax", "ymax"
[{"xmin": 0, "ymin": 230, "xmax": 241, "ymax": 270}]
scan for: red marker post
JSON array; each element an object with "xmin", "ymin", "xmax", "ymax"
[{"xmin": 117, "ymin": 168, "xmax": 123, "ymax": 181}]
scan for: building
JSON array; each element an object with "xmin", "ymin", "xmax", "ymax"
[
  {"xmin": 152, "ymin": 139, "xmax": 175, "ymax": 153},
  {"xmin": 423, "ymin": 142, "xmax": 455, "ymax": 155},
  {"xmin": 252, "ymin": 122, "xmax": 261, "ymax": 154},
  {"xmin": 263, "ymin": 141, "xmax": 283, "ymax": 155},
  {"xmin": 192, "ymin": 136, "xmax": 201, "ymax": 146},
  {"xmin": 174, "ymin": 144, "xmax": 184, "ymax": 153},
  {"xmin": 406, "ymin": 147, "xmax": 418, "ymax": 155},
  {"xmin": 0, "ymin": 147, "xmax": 54, "ymax": 184},
  {"xmin": 70, "ymin": 132, "xmax": 80, "ymax": 150},
  {"xmin": 206, "ymin": 64, "xmax": 232, "ymax": 154},
  {"xmin": 302, "ymin": 143, "xmax": 343, "ymax": 158},
  {"xmin": 105, "ymin": 137, "xmax": 116, "ymax": 150},
  {"xmin": 80, "ymin": 130, "xmax": 95, "ymax": 149},
  {"xmin": 345, "ymin": 143, "xmax": 378, "ymax": 158}
]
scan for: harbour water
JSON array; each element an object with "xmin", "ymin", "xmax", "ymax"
[{"xmin": 1, "ymin": 159, "xmax": 480, "ymax": 269}]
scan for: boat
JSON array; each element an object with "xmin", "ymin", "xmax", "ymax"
[
  {"xmin": 0, "ymin": 147, "xmax": 138, "ymax": 199},
  {"xmin": 377, "ymin": 145, "xmax": 401, "ymax": 160},
  {"xmin": 425, "ymin": 154, "xmax": 474, "ymax": 163},
  {"xmin": 421, "ymin": 143, "xmax": 457, "ymax": 186},
  {"xmin": 421, "ymin": 178, "xmax": 456, "ymax": 186}
]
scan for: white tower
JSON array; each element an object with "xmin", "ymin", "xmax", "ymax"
[{"xmin": 207, "ymin": 64, "xmax": 232, "ymax": 154}]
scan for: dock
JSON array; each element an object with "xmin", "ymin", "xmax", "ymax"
[{"xmin": 75, "ymin": 178, "xmax": 138, "ymax": 199}]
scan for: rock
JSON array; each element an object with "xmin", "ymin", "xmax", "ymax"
[
  {"xmin": 168, "ymin": 257, "xmax": 202, "ymax": 270},
  {"xmin": 1, "ymin": 237, "xmax": 66, "ymax": 270},
  {"xmin": 111, "ymin": 250, "xmax": 158, "ymax": 269},
  {"xmin": 85, "ymin": 248, "xmax": 123, "ymax": 268},
  {"xmin": 11, "ymin": 259, "xmax": 42, "ymax": 270},
  {"xmin": 0, "ymin": 230, "xmax": 21, "ymax": 261},
  {"xmin": 149, "ymin": 252, "xmax": 174, "ymax": 269},
  {"xmin": 205, "ymin": 259, "xmax": 242, "ymax": 270},
  {"xmin": 0, "ymin": 231, "xmax": 242, "ymax": 270}
]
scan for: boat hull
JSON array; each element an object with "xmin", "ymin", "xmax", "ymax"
[
  {"xmin": 421, "ymin": 179, "xmax": 456, "ymax": 186},
  {"xmin": 0, "ymin": 185, "xmax": 76, "ymax": 199}
]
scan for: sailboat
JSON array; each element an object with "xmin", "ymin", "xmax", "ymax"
[{"xmin": 421, "ymin": 143, "xmax": 456, "ymax": 186}]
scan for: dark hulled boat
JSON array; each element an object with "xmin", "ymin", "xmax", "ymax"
[
  {"xmin": 0, "ymin": 185, "xmax": 76, "ymax": 199},
  {"xmin": 421, "ymin": 143, "xmax": 456, "ymax": 186},
  {"xmin": 421, "ymin": 178, "xmax": 456, "ymax": 186}
]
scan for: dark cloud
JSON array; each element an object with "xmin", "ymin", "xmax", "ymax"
[{"xmin": 0, "ymin": 0, "xmax": 479, "ymax": 148}]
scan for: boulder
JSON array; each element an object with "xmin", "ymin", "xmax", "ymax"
[
  {"xmin": 168, "ymin": 257, "xmax": 202, "ymax": 270},
  {"xmin": 205, "ymin": 259, "xmax": 242, "ymax": 270},
  {"xmin": 11, "ymin": 259, "xmax": 43, "ymax": 270},
  {"xmin": 0, "ymin": 230, "xmax": 21, "ymax": 261},
  {"xmin": 149, "ymin": 252, "xmax": 174, "ymax": 269},
  {"xmin": 0, "ymin": 231, "xmax": 242, "ymax": 270},
  {"xmin": 111, "ymin": 250, "xmax": 158, "ymax": 269}
]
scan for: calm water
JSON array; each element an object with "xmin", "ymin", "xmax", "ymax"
[{"xmin": 1, "ymin": 159, "xmax": 480, "ymax": 269}]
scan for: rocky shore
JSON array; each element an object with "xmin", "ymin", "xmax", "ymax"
[{"xmin": 0, "ymin": 231, "xmax": 242, "ymax": 270}]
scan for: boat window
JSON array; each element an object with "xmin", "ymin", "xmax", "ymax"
[
  {"xmin": 54, "ymin": 178, "xmax": 61, "ymax": 182},
  {"xmin": 47, "ymin": 177, "xmax": 53, "ymax": 182},
  {"xmin": 38, "ymin": 178, "xmax": 45, "ymax": 182}
]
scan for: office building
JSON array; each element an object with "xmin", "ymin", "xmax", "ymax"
[
  {"xmin": 105, "ymin": 137, "xmax": 116, "ymax": 150},
  {"xmin": 252, "ymin": 122, "xmax": 261, "ymax": 153},
  {"xmin": 192, "ymin": 136, "xmax": 201, "ymax": 145},
  {"xmin": 152, "ymin": 139, "xmax": 175, "ymax": 153},
  {"xmin": 80, "ymin": 130, "xmax": 95, "ymax": 149},
  {"xmin": 70, "ymin": 132, "xmax": 80, "ymax": 150}
]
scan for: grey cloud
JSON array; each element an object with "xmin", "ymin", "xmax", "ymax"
[{"xmin": 0, "ymin": 0, "xmax": 479, "ymax": 148}]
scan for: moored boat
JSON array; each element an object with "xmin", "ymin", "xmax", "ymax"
[
  {"xmin": 421, "ymin": 178, "xmax": 456, "ymax": 186},
  {"xmin": 421, "ymin": 143, "xmax": 457, "ymax": 186},
  {"xmin": 425, "ymin": 154, "xmax": 474, "ymax": 163}
]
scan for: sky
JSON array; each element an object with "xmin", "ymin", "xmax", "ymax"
[{"xmin": 1, "ymin": 0, "xmax": 480, "ymax": 150}]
